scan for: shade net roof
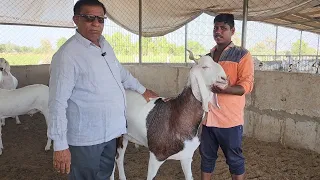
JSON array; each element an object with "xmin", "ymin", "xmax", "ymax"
[{"xmin": 1, "ymin": 0, "xmax": 319, "ymax": 36}]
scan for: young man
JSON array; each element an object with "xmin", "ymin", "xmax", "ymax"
[
  {"xmin": 200, "ymin": 13, "xmax": 254, "ymax": 180},
  {"xmin": 48, "ymin": 0, "xmax": 158, "ymax": 179}
]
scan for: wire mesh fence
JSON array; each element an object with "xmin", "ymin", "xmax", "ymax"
[{"xmin": 0, "ymin": 0, "xmax": 319, "ymax": 74}]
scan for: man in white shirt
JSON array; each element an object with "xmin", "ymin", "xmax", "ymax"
[{"xmin": 48, "ymin": 0, "xmax": 158, "ymax": 179}]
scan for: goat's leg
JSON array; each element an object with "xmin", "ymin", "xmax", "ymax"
[
  {"xmin": 45, "ymin": 138, "xmax": 52, "ymax": 151},
  {"xmin": 117, "ymin": 138, "xmax": 128, "ymax": 180},
  {"xmin": 110, "ymin": 137, "xmax": 128, "ymax": 180},
  {"xmin": 0, "ymin": 125, "xmax": 3, "ymax": 155},
  {"xmin": 42, "ymin": 109, "xmax": 52, "ymax": 151},
  {"xmin": 147, "ymin": 153, "xmax": 164, "ymax": 180},
  {"xmin": 110, "ymin": 164, "xmax": 116, "ymax": 180},
  {"xmin": 180, "ymin": 158, "xmax": 194, "ymax": 180},
  {"xmin": 114, "ymin": 137, "xmax": 128, "ymax": 180},
  {"xmin": 15, "ymin": 116, "xmax": 21, "ymax": 125},
  {"xmin": 1, "ymin": 118, "xmax": 5, "ymax": 126}
]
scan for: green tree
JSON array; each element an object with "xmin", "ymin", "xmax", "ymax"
[
  {"xmin": 140, "ymin": 37, "xmax": 156, "ymax": 55},
  {"xmin": 4, "ymin": 42, "xmax": 16, "ymax": 53},
  {"xmin": 153, "ymin": 37, "xmax": 170, "ymax": 55},
  {"xmin": 104, "ymin": 32, "xmax": 135, "ymax": 55},
  {"xmin": 232, "ymin": 32, "xmax": 241, "ymax": 46},
  {"xmin": 34, "ymin": 39, "xmax": 53, "ymax": 53},
  {"xmin": 56, "ymin": 37, "xmax": 67, "ymax": 49},
  {"xmin": 0, "ymin": 44, "xmax": 5, "ymax": 53},
  {"xmin": 20, "ymin": 46, "xmax": 35, "ymax": 53},
  {"xmin": 187, "ymin": 41, "xmax": 206, "ymax": 55},
  {"xmin": 291, "ymin": 40, "xmax": 317, "ymax": 55},
  {"xmin": 249, "ymin": 38, "xmax": 276, "ymax": 55}
]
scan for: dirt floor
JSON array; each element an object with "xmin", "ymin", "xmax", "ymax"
[{"xmin": 0, "ymin": 113, "xmax": 320, "ymax": 180}]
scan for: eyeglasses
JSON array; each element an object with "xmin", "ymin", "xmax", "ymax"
[{"xmin": 76, "ymin": 14, "xmax": 107, "ymax": 24}]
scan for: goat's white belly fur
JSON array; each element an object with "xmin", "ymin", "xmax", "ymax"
[
  {"xmin": 125, "ymin": 90, "xmax": 158, "ymax": 147},
  {"xmin": 168, "ymin": 136, "xmax": 200, "ymax": 160},
  {"xmin": 0, "ymin": 96, "xmax": 40, "ymax": 118}
]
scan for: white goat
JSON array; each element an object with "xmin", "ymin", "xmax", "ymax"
[
  {"xmin": 111, "ymin": 52, "xmax": 228, "ymax": 180},
  {"xmin": 253, "ymin": 57, "xmax": 263, "ymax": 70},
  {"xmin": 0, "ymin": 58, "xmax": 20, "ymax": 126},
  {"xmin": 0, "ymin": 81, "xmax": 52, "ymax": 155}
]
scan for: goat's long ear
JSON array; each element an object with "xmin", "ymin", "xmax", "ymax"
[
  {"xmin": 190, "ymin": 69, "xmax": 211, "ymax": 112},
  {"xmin": 4, "ymin": 61, "xmax": 10, "ymax": 74}
]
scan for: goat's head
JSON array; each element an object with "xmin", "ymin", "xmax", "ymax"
[
  {"xmin": 0, "ymin": 58, "xmax": 10, "ymax": 75},
  {"xmin": 187, "ymin": 51, "xmax": 228, "ymax": 112}
]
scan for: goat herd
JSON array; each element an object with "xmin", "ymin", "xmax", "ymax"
[{"xmin": 0, "ymin": 53, "xmax": 229, "ymax": 180}]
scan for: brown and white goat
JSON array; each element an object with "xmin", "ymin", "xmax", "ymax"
[{"xmin": 111, "ymin": 54, "xmax": 228, "ymax": 180}]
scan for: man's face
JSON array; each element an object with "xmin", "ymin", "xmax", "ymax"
[
  {"xmin": 73, "ymin": 5, "xmax": 105, "ymax": 43},
  {"xmin": 213, "ymin": 22, "xmax": 235, "ymax": 45}
]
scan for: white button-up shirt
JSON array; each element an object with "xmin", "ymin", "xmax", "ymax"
[{"xmin": 48, "ymin": 31, "xmax": 146, "ymax": 151}]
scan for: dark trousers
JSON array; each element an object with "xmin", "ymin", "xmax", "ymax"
[
  {"xmin": 68, "ymin": 139, "xmax": 116, "ymax": 180},
  {"xmin": 200, "ymin": 125, "xmax": 245, "ymax": 175}
]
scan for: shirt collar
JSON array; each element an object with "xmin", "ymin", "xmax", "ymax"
[
  {"xmin": 211, "ymin": 41, "xmax": 235, "ymax": 53},
  {"xmin": 74, "ymin": 30, "xmax": 105, "ymax": 48}
]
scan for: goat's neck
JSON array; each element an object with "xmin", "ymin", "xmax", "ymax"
[
  {"xmin": 176, "ymin": 86, "xmax": 201, "ymax": 105},
  {"xmin": 173, "ymin": 86, "xmax": 204, "ymax": 127}
]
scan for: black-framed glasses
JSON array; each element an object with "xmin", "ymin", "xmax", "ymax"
[{"xmin": 76, "ymin": 14, "xmax": 107, "ymax": 24}]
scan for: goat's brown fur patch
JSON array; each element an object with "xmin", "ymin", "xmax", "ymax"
[{"xmin": 146, "ymin": 87, "xmax": 203, "ymax": 161}]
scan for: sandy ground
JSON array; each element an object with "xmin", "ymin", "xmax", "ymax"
[{"xmin": 0, "ymin": 113, "xmax": 319, "ymax": 180}]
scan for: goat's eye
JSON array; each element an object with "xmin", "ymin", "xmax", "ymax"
[
  {"xmin": 202, "ymin": 66, "xmax": 209, "ymax": 69},
  {"xmin": 0, "ymin": 67, "xmax": 3, "ymax": 71}
]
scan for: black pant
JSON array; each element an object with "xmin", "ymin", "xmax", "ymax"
[
  {"xmin": 200, "ymin": 125, "xmax": 245, "ymax": 175},
  {"xmin": 68, "ymin": 139, "xmax": 116, "ymax": 180}
]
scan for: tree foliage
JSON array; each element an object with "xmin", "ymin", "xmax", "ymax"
[
  {"xmin": 1, "ymin": 32, "xmax": 317, "ymax": 58},
  {"xmin": 291, "ymin": 40, "xmax": 317, "ymax": 55},
  {"xmin": 56, "ymin": 37, "xmax": 67, "ymax": 49}
]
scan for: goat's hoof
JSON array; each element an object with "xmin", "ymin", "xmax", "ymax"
[
  {"xmin": 16, "ymin": 122, "xmax": 21, "ymax": 125},
  {"xmin": 44, "ymin": 146, "xmax": 51, "ymax": 151}
]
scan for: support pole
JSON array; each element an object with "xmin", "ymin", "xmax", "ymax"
[
  {"xmin": 139, "ymin": 0, "xmax": 142, "ymax": 63},
  {"xmin": 241, "ymin": 0, "xmax": 249, "ymax": 48}
]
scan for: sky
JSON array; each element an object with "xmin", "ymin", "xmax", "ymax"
[{"xmin": 0, "ymin": 13, "xmax": 319, "ymax": 54}]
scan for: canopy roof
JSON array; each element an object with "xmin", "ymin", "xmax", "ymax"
[{"xmin": 1, "ymin": 0, "xmax": 319, "ymax": 36}]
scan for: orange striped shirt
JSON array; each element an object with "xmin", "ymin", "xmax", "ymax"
[{"xmin": 204, "ymin": 42, "xmax": 254, "ymax": 128}]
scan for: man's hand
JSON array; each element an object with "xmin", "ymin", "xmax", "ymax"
[
  {"xmin": 211, "ymin": 76, "xmax": 229, "ymax": 93},
  {"xmin": 211, "ymin": 85, "xmax": 225, "ymax": 93},
  {"xmin": 53, "ymin": 149, "xmax": 71, "ymax": 174},
  {"xmin": 211, "ymin": 84, "xmax": 245, "ymax": 96},
  {"xmin": 142, "ymin": 89, "xmax": 159, "ymax": 102}
]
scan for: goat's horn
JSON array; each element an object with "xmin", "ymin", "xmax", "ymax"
[{"xmin": 186, "ymin": 49, "xmax": 195, "ymax": 60}]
